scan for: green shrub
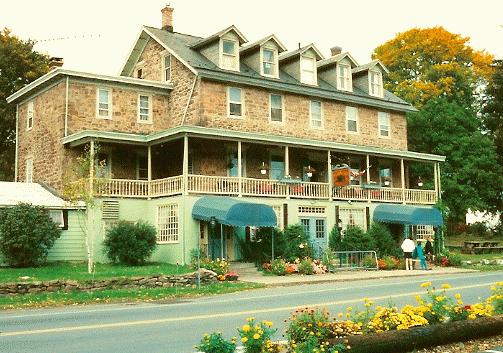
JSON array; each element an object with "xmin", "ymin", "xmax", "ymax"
[
  {"xmin": 446, "ymin": 251, "xmax": 462, "ymax": 267},
  {"xmin": 335, "ymin": 226, "xmax": 377, "ymax": 252},
  {"xmin": 362, "ymin": 255, "xmax": 377, "ymax": 268},
  {"xmin": 367, "ymin": 222, "xmax": 399, "ymax": 257},
  {"xmin": 270, "ymin": 258, "xmax": 287, "ymax": 276},
  {"xmin": 298, "ymin": 257, "xmax": 314, "ymax": 275},
  {"xmin": 238, "ymin": 228, "xmax": 285, "ymax": 264},
  {"xmin": 0, "ymin": 203, "xmax": 62, "ymax": 267},
  {"xmin": 328, "ymin": 225, "xmax": 342, "ymax": 251},
  {"xmin": 195, "ymin": 332, "xmax": 236, "ymax": 353},
  {"xmin": 103, "ymin": 220, "xmax": 157, "ymax": 265},
  {"xmin": 283, "ymin": 224, "xmax": 313, "ymax": 261}
]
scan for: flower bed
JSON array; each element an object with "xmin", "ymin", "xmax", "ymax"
[{"xmin": 262, "ymin": 257, "xmax": 328, "ymax": 276}]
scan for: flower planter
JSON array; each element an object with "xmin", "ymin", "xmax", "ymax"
[{"xmin": 328, "ymin": 315, "xmax": 503, "ymax": 353}]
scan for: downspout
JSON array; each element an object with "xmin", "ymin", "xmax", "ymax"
[
  {"xmin": 14, "ymin": 104, "xmax": 19, "ymax": 182},
  {"xmin": 64, "ymin": 76, "xmax": 69, "ymax": 137},
  {"xmin": 180, "ymin": 74, "xmax": 199, "ymax": 126}
]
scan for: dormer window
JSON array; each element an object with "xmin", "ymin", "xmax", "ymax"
[
  {"xmin": 369, "ymin": 70, "xmax": 383, "ymax": 97},
  {"xmin": 300, "ymin": 55, "xmax": 317, "ymax": 85},
  {"xmin": 337, "ymin": 63, "xmax": 352, "ymax": 91},
  {"xmin": 261, "ymin": 48, "xmax": 278, "ymax": 77},
  {"xmin": 221, "ymin": 39, "xmax": 239, "ymax": 71}
]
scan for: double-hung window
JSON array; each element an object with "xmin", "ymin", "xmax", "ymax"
[
  {"xmin": 378, "ymin": 111, "xmax": 390, "ymax": 137},
  {"xmin": 157, "ymin": 204, "xmax": 179, "ymax": 243},
  {"xmin": 262, "ymin": 48, "xmax": 277, "ymax": 77},
  {"xmin": 300, "ymin": 56, "xmax": 316, "ymax": 85},
  {"xmin": 221, "ymin": 39, "xmax": 238, "ymax": 70},
  {"xmin": 97, "ymin": 88, "xmax": 112, "ymax": 119},
  {"xmin": 138, "ymin": 95, "xmax": 152, "ymax": 123},
  {"xmin": 26, "ymin": 101, "xmax": 34, "ymax": 130},
  {"xmin": 369, "ymin": 70, "xmax": 383, "ymax": 97},
  {"xmin": 270, "ymin": 94, "xmax": 283, "ymax": 122},
  {"xmin": 338, "ymin": 64, "xmax": 351, "ymax": 91},
  {"xmin": 310, "ymin": 101, "xmax": 323, "ymax": 128},
  {"xmin": 163, "ymin": 54, "xmax": 171, "ymax": 82},
  {"xmin": 346, "ymin": 106, "xmax": 358, "ymax": 133},
  {"xmin": 228, "ymin": 87, "xmax": 243, "ymax": 117}
]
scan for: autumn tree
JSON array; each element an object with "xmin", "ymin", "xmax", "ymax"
[
  {"xmin": 0, "ymin": 28, "xmax": 50, "ymax": 180},
  {"xmin": 373, "ymin": 27, "xmax": 493, "ymax": 108}
]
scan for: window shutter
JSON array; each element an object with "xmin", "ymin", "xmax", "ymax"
[
  {"xmin": 62, "ymin": 210, "xmax": 69, "ymax": 230},
  {"xmin": 283, "ymin": 203, "xmax": 288, "ymax": 229},
  {"xmin": 335, "ymin": 205, "xmax": 340, "ymax": 224},
  {"xmin": 366, "ymin": 206, "xmax": 370, "ymax": 231}
]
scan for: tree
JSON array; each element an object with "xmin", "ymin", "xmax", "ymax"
[
  {"xmin": 0, "ymin": 28, "xmax": 50, "ymax": 180},
  {"xmin": 407, "ymin": 98, "xmax": 502, "ymax": 221},
  {"xmin": 373, "ymin": 27, "xmax": 493, "ymax": 108}
]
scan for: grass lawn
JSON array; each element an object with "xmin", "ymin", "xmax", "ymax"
[
  {"xmin": 0, "ymin": 281, "xmax": 264, "ymax": 310},
  {"xmin": 459, "ymin": 253, "xmax": 503, "ymax": 262},
  {"xmin": 0, "ymin": 262, "xmax": 192, "ymax": 283},
  {"xmin": 445, "ymin": 233, "xmax": 503, "ymax": 246}
]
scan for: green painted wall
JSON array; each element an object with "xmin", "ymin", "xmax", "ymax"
[{"xmin": 48, "ymin": 211, "xmax": 87, "ymax": 261}]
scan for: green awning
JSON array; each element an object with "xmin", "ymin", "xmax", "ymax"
[
  {"xmin": 373, "ymin": 204, "xmax": 443, "ymax": 226},
  {"xmin": 192, "ymin": 196, "xmax": 277, "ymax": 227}
]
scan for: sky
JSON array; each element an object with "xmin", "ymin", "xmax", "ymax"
[{"xmin": 1, "ymin": 0, "xmax": 502, "ymax": 75}]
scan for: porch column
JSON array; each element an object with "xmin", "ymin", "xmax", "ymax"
[
  {"xmin": 89, "ymin": 139, "xmax": 95, "ymax": 197},
  {"xmin": 433, "ymin": 163, "xmax": 438, "ymax": 196},
  {"xmin": 366, "ymin": 154, "xmax": 371, "ymax": 202},
  {"xmin": 147, "ymin": 145, "xmax": 152, "ymax": 199},
  {"xmin": 327, "ymin": 150, "xmax": 333, "ymax": 201},
  {"xmin": 285, "ymin": 146, "xmax": 290, "ymax": 200},
  {"xmin": 400, "ymin": 158, "xmax": 406, "ymax": 204},
  {"xmin": 238, "ymin": 140, "xmax": 242, "ymax": 197},
  {"xmin": 437, "ymin": 163, "xmax": 442, "ymax": 200},
  {"xmin": 183, "ymin": 135, "xmax": 189, "ymax": 195},
  {"xmin": 220, "ymin": 224, "xmax": 224, "ymax": 260}
]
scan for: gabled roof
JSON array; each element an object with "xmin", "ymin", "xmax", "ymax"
[
  {"xmin": 0, "ymin": 182, "xmax": 82, "ymax": 209},
  {"xmin": 317, "ymin": 52, "xmax": 359, "ymax": 69},
  {"xmin": 190, "ymin": 25, "xmax": 248, "ymax": 49},
  {"xmin": 239, "ymin": 34, "xmax": 287, "ymax": 55},
  {"xmin": 352, "ymin": 60, "xmax": 390, "ymax": 75},
  {"xmin": 279, "ymin": 44, "xmax": 324, "ymax": 62}
]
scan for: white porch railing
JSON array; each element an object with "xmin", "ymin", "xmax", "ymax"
[
  {"xmin": 94, "ymin": 178, "xmax": 149, "ymax": 198},
  {"xmin": 405, "ymin": 189, "xmax": 437, "ymax": 204},
  {"xmin": 188, "ymin": 174, "xmax": 240, "ymax": 195},
  {"xmin": 241, "ymin": 178, "xmax": 287, "ymax": 197},
  {"xmin": 150, "ymin": 176, "xmax": 183, "ymax": 197}
]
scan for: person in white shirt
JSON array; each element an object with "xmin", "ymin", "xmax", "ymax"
[{"xmin": 401, "ymin": 236, "xmax": 415, "ymax": 270}]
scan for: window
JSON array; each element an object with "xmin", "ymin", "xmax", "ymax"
[
  {"xmin": 157, "ymin": 204, "xmax": 179, "ymax": 243},
  {"xmin": 138, "ymin": 95, "xmax": 152, "ymax": 122},
  {"xmin": 262, "ymin": 48, "xmax": 277, "ymax": 77},
  {"xmin": 315, "ymin": 219, "xmax": 326, "ymax": 239},
  {"xmin": 310, "ymin": 101, "xmax": 323, "ymax": 128},
  {"xmin": 298, "ymin": 206, "xmax": 326, "ymax": 215},
  {"xmin": 300, "ymin": 56, "xmax": 316, "ymax": 85},
  {"xmin": 163, "ymin": 54, "xmax": 171, "ymax": 82},
  {"xmin": 337, "ymin": 63, "xmax": 352, "ymax": 91},
  {"xmin": 339, "ymin": 207, "xmax": 366, "ymax": 232},
  {"xmin": 136, "ymin": 153, "xmax": 148, "ymax": 180},
  {"xmin": 379, "ymin": 164, "xmax": 392, "ymax": 186},
  {"xmin": 136, "ymin": 68, "xmax": 143, "ymax": 79},
  {"xmin": 26, "ymin": 101, "xmax": 34, "ymax": 130},
  {"xmin": 378, "ymin": 111, "xmax": 390, "ymax": 137},
  {"xmin": 270, "ymin": 94, "xmax": 283, "ymax": 122},
  {"xmin": 369, "ymin": 70, "xmax": 383, "ymax": 97},
  {"xmin": 346, "ymin": 106, "xmax": 358, "ymax": 133},
  {"xmin": 272, "ymin": 205, "xmax": 284, "ymax": 230},
  {"xmin": 97, "ymin": 88, "xmax": 112, "ymax": 119},
  {"xmin": 228, "ymin": 87, "xmax": 243, "ymax": 117},
  {"xmin": 227, "ymin": 150, "xmax": 245, "ymax": 177},
  {"xmin": 49, "ymin": 210, "xmax": 64, "ymax": 228},
  {"xmin": 270, "ymin": 154, "xmax": 285, "ymax": 180},
  {"xmin": 221, "ymin": 39, "xmax": 238, "ymax": 70},
  {"xmin": 25, "ymin": 158, "xmax": 33, "ymax": 183}
]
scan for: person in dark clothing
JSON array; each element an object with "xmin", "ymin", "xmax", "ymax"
[{"xmin": 424, "ymin": 236, "xmax": 434, "ymax": 262}]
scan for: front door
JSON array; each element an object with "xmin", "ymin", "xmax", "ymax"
[
  {"xmin": 209, "ymin": 224, "xmax": 226, "ymax": 260},
  {"xmin": 301, "ymin": 218, "xmax": 326, "ymax": 258}
]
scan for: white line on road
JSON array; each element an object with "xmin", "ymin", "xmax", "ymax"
[
  {"xmin": 1, "ymin": 272, "xmax": 499, "ymax": 320},
  {"xmin": 0, "ymin": 281, "xmax": 496, "ymax": 337}
]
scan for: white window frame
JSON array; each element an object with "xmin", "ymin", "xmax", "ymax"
[
  {"xmin": 162, "ymin": 54, "xmax": 171, "ymax": 82},
  {"xmin": 337, "ymin": 63, "xmax": 352, "ymax": 92},
  {"xmin": 378, "ymin": 111, "xmax": 390, "ymax": 138},
  {"xmin": 26, "ymin": 101, "xmax": 34, "ymax": 130},
  {"xmin": 346, "ymin": 106, "xmax": 359, "ymax": 134},
  {"xmin": 137, "ymin": 94, "xmax": 152, "ymax": 123},
  {"xmin": 300, "ymin": 55, "xmax": 317, "ymax": 85},
  {"xmin": 272, "ymin": 205, "xmax": 284, "ymax": 230},
  {"xmin": 136, "ymin": 152, "xmax": 148, "ymax": 180},
  {"xmin": 157, "ymin": 203, "xmax": 179, "ymax": 244},
  {"xmin": 227, "ymin": 87, "xmax": 244, "ymax": 118},
  {"xmin": 49, "ymin": 210, "xmax": 64, "ymax": 228},
  {"xmin": 269, "ymin": 93, "xmax": 284, "ymax": 123},
  {"xmin": 261, "ymin": 47, "xmax": 278, "ymax": 78},
  {"xmin": 309, "ymin": 100, "xmax": 323, "ymax": 129},
  {"xmin": 220, "ymin": 39, "xmax": 239, "ymax": 71},
  {"xmin": 339, "ymin": 207, "xmax": 367, "ymax": 232},
  {"xmin": 96, "ymin": 88, "xmax": 112, "ymax": 119},
  {"xmin": 369, "ymin": 70, "xmax": 383, "ymax": 98},
  {"xmin": 25, "ymin": 157, "xmax": 33, "ymax": 183}
]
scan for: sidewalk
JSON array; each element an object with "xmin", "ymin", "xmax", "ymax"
[{"xmin": 238, "ymin": 267, "xmax": 477, "ymax": 286}]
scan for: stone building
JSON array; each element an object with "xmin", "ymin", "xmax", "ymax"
[{"xmin": 7, "ymin": 6, "xmax": 445, "ymax": 264}]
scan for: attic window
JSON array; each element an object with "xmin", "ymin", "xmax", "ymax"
[
  {"xmin": 300, "ymin": 55, "xmax": 317, "ymax": 85},
  {"xmin": 261, "ymin": 48, "xmax": 278, "ymax": 77},
  {"xmin": 337, "ymin": 63, "xmax": 352, "ymax": 91},
  {"xmin": 221, "ymin": 39, "xmax": 239, "ymax": 71},
  {"xmin": 369, "ymin": 70, "xmax": 383, "ymax": 97}
]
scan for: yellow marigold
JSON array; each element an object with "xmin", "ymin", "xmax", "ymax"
[
  {"xmin": 420, "ymin": 282, "xmax": 432, "ymax": 288},
  {"xmin": 455, "ymin": 293, "xmax": 461, "ymax": 299},
  {"xmin": 242, "ymin": 337, "xmax": 248, "ymax": 343},
  {"xmin": 242, "ymin": 324, "xmax": 250, "ymax": 332},
  {"xmin": 253, "ymin": 333, "xmax": 260, "ymax": 339},
  {"xmin": 441, "ymin": 283, "xmax": 452, "ymax": 289}
]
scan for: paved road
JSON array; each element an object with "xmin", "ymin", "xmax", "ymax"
[{"xmin": 1, "ymin": 271, "xmax": 501, "ymax": 353}]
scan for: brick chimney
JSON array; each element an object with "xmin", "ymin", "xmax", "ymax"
[
  {"xmin": 49, "ymin": 57, "xmax": 64, "ymax": 70},
  {"xmin": 330, "ymin": 46, "xmax": 342, "ymax": 56},
  {"xmin": 161, "ymin": 5, "xmax": 174, "ymax": 32}
]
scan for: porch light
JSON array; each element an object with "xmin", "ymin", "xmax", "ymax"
[
  {"xmin": 304, "ymin": 165, "xmax": 316, "ymax": 178},
  {"xmin": 210, "ymin": 216, "xmax": 217, "ymax": 228},
  {"xmin": 417, "ymin": 177, "xmax": 423, "ymax": 187},
  {"xmin": 384, "ymin": 179, "xmax": 391, "ymax": 187},
  {"xmin": 259, "ymin": 162, "xmax": 269, "ymax": 175}
]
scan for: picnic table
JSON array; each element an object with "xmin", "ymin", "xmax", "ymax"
[{"xmin": 462, "ymin": 240, "xmax": 503, "ymax": 254}]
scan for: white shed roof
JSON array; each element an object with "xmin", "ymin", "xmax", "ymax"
[{"xmin": 0, "ymin": 182, "xmax": 79, "ymax": 209}]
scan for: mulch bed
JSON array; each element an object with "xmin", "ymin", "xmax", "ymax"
[{"xmin": 412, "ymin": 334, "xmax": 503, "ymax": 352}]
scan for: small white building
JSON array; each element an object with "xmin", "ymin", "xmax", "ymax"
[{"xmin": 466, "ymin": 209, "xmax": 500, "ymax": 229}]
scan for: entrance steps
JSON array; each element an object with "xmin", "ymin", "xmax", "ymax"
[{"xmin": 229, "ymin": 262, "xmax": 260, "ymax": 276}]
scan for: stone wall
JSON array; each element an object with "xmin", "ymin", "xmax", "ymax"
[{"xmin": 0, "ymin": 270, "xmax": 217, "ymax": 296}]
